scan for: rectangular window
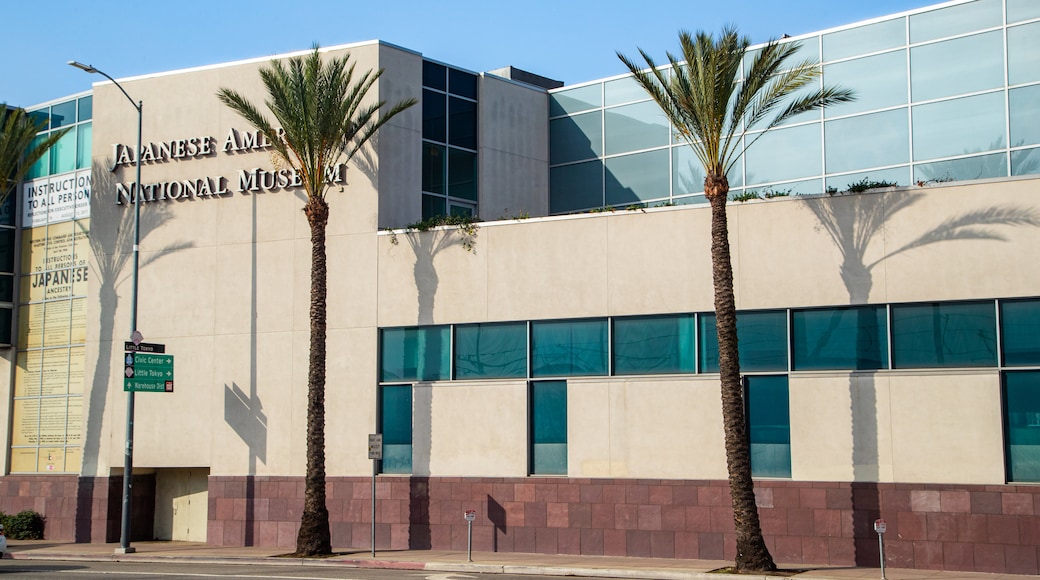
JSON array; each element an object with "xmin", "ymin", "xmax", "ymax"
[
  {"xmin": 1002, "ymin": 299, "xmax": 1040, "ymax": 366},
  {"xmin": 380, "ymin": 326, "xmax": 451, "ymax": 382},
  {"xmin": 454, "ymin": 322, "xmax": 527, "ymax": 379},
  {"xmin": 891, "ymin": 302, "xmax": 997, "ymax": 368},
  {"xmin": 531, "ymin": 319, "xmax": 608, "ymax": 377},
  {"xmin": 613, "ymin": 314, "xmax": 695, "ymax": 375},
  {"xmin": 530, "ymin": 381, "xmax": 567, "ymax": 475},
  {"xmin": 792, "ymin": 306, "xmax": 888, "ymax": 370},
  {"xmin": 1004, "ymin": 371, "xmax": 1040, "ymax": 482},
  {"xmin": 380, "ymin": 385, "xmax": 412, "ymax": 474},
  {"xmin": 746, "ymin": 375, "xmax": 791, "ymax": 478},
  {"xmin": 699, "ymin": 311, "xmax": 788, "ymax": 373}
]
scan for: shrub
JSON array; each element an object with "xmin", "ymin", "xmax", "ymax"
[{"xmin": 2, "ymin": 510, "xmax": 45, "ymax": 539}]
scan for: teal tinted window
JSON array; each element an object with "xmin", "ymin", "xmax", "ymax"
[
  {"xmin": 792, "ymin": 306, "xmax": 888, "ymax": 370},
  {"xmin": 550, "ymin": 84, "xmax": 602, "ymax": 117},
  {"xmin": 891, "ymin": 302, "xmax": 997, "ymax": 368},
  {"xmin": 76, "ymin": 122, "xmax": 92, "ymax": 169},
  {"xmin": 423, "ymin": 89, "xmax": 446, "ymax": 142},
  {"xmin": 550, "ymin": 112, "xmax": 602, "ymax": 164},
  {"xmin": 422, "ymin": 143, "xmax": 445, "ymax": 194},
  {"xmin": 700, "ymin": 311, "xmax": 788, "ymax": 373},
  {"xmin": 422, "ymin": 194, "xmax": 446, "ymax": 219},
  {"xmin": 825, "ymin": 109, "xmax": 909, "ymax": 174},
  {"xmin": 613, "ymin": 314, "xmax": 695, "ymax": 375},
  {"xmin": 380, "ymin": 385, "xmax": 412, "ymax": 474},
  {"xmin": 745, "ymin": 123, "xmax": 822, "ymax": 185},
  {"xmin": 909, "ymin": 0, "xmax": 1002, "ymax": 43},
  {"xmin": 380, "ymin": 326, "xmax": 451, "ymax": 382},
  {"xmin": 448, "ymin": 96, "xmax": 477, "ymax": 150},
  {"xmin": 822, "ymin": 18, "xmax": 906, "ymax": 62},
  {"xmin": 1008, "ymin": 22, "xmax": 1040, "ymax": 85},
  {"xmin": 449, "ymin": 68, "xmax": 478, "ymax": 100},
  {"xmin": 455, "ymin": 322, "xmax": 527, "ymax": 379},
  {"xmin": 1002, "ymin": 300, "xmax": 1040, "ymax": 366},
  {"xmin": 1012, "ymin": 148, "xmax": 1040, "ymax": 177},
  {"xmin": 1008, "ymin": 0, "xmax": 1040, "ymax": 23},
  {"xmin": 1004, "ymin": 371, "xmax": 1040, "ymax": 482},
  {"xmin": 0, "ymin": 229, "xmax": 15, "ymax": 273},
  {"xmin": 77, "ymin": 96, "xmax": 92, "ymax": 121},
  {"xmin": 423, "ymin": 61, "xmax": 446, "ymax": 91},
  {"xmin": 1010, "ymin": 85, "xmax": 1040, "ymax": 147},
  {"xmin": 447, "ymin": 148, "xmax": 477, "ymax": 201},
  {"xmin": 27, "ymin": 109, "xmax": 48, "ymax": 131},
  {"xmin": 531, "ymin": 381, "xmax": 567, "ymax": 475},
  {"xmin": 605, "ymin": 149, "xmax": 669, "ymax": 205},
  {"xmin": 28, "ymin": 133, "xmax": 49, "ymax": 179},
  {"xmin": 913, "ymin": 153, "xmax": 1007, "ymax": 183},
  {"xmin": 604, "ymin": 76, "xmax": 648, "ymax": 106},
  {"xmin": 531, "ymin": 319, "xmax": 608, "ymax": 377},
  {"xmin": 673, "ymin": 146, "xmax": 706, "ymax": 195},
  {"xmin": 912, "ymin": 92, "xmax": 1005, "ymax": 161},
  {"xmin": 823, "ymin": 51, "xmax": 907, "ymax": 117},
  {"xmin": 746, "ymin": 375, "xmax": 791, "ymax": 478},
  {"xmin": 0, "ymin": 195, "xmax": 13, "ymax": 226},
  {"xmin": 910, "ymin": 32, "xmax": 1004, "ymax": 102},
  {"xmin": 604, "ymin": 101, "xmax": 669, "ymax": 155},
  {"xmin": 51, "ymin": 126, "xmax": 77, "ymax": 174},
  {"xmin": 549, "ymin": 161, "xmax": 603, "ymax": 214},
  {"xmin": 50, "ymin": 100, "xmax": 76, "ymax": 129}
]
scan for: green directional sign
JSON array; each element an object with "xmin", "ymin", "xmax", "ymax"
[{"xmin": 124, "ymin": 352, "xmax": 175, "ymax": 392}]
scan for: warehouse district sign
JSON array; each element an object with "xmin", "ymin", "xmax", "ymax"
[{"xmin": 108, "ymin": 127, "xmax": 347, "ymax": 205}]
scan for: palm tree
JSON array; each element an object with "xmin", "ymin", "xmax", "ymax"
[
  {"xmin": 619, "ymin": 29, "xmax": 853, "ymax": 572},
  {"xmin": 218, "ymin": 47, "xmax": 415, "ymax": 557},
  {"xmin": 1, "ymin": 105, "xmax": 71, "ymax": 204}
]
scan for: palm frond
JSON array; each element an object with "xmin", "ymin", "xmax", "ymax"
[{"xmin": 0, "ymin": 106, "xmax": 72, "ymax": 202}]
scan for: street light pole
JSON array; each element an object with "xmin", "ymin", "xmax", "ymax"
[{"xmin": 68, "ymin": 61, "xmax": 142, "ymax": 555}]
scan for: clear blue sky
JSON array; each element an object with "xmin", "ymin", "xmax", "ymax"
[{"xmin": 2, "ymin": 0, "xmax": 940, "ymax": 108}]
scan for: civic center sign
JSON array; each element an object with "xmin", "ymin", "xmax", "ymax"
[{"xmin": 110, "ymin": 127, "xmax": 347, "ymax": 205}]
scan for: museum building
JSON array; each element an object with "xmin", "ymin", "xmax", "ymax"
[{"xmin": 2, "ymin": 0, "xmax": 1040, "ymax": 574}]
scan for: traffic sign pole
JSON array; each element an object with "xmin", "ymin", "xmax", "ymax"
[
  {"xmin": 874, "ymin": 519, "xmax": 887, "ymax": 580},
  {"xmin": 368, "ymin": 434, "xmax": 382, "ymax": 558}
]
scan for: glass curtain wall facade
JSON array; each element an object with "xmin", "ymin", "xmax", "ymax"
[
  {"xmin": 547, "ymin": 0, "xmax": 1040, "ymax": 214},
  {"xmin": 422, "ymin": 60, "xmax": 479, "ymax": 219},
  {"xmin": 10, "ymin": 95, "xmax": 92, "ymax": 474}
]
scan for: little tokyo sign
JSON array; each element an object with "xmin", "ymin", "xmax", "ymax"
[{"xmin": 124, "ymin": 351, "xmax": 175, "ymax": 393}]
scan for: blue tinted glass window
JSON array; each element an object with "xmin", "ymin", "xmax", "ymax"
[
  {"xmin": 1012, "ymin": 148, "xmax": 1040, "ymax": 177},
  {"xmin": 792, "ymin": 306, "xmax": 888, "ymax": 370},
  {"xmin": 51, "ymin": 126, "xmax": 77, "ymax": 174},
  {"xmin": 745, "ymin": 123, "xmax": 822, "ymax": 185},
  {"xmin": 909, "ymin": 0, "xmax": 1002, "ymax": 44},
  {"xmin": 604, "ymin": 101, "xmax": 669, "ymax": 155},
  {"xmin": 913, "ymin": 153, "xmax": 1007, "ymax": 183},
  {"xmin": 422, "ymin": 194, "xmax": 446, "ymax": 219},
  {"xmin": 613, "ymin": 314, "xmax": 695, "ymax": 375},
  {"xmin": 550, "ymin": 161, "xmax": 603, "ymax": 214},
  {"xmin": 912, "ymin": 92, "xmax": 1006, "ymax": 161},
  {"xmin": 447, "ymin": 148, "xmax": 477, "ymax": 201},
  {"xmin": 455, "ymin": 322, "xmax": 527, "ymax": 379},
  {"xmin": 910, "ymin": 32, "xmax": 1004, "ymax": 102},
  {"xmin": 422, "ymin": 143, "xmax": 445, "ymax": 194},
  {"xmin": 1008, "ymin": 22, "xmax": 1040, "ymax": 85},
  {"xmin": 605, "ymin": 149, "xmax": 669, "ymax": 206},
  {"xmin": 532, "ymin": 319, "xmax": 608, "ymax": 377},
  {"xmin": 380, "ymin": 326, "xmax": 451, "ymax": 382},
  {"xmin": 823, "ymin": 51, "xmax": 907, "ymax": 117},
  {"xmin": 604, "ymin": 76, "xmax": 648, "ymax": 106},
  {"xmin": 700, "ymin": 311, "xmax": 788, "ymax": 373},
  {"xmin": 825, "ymin": 109, "xmax": 909, "ymax": 174},
  {"xmin": 448, "ymin": 97, "xmax": 477, "ymax": 150},
  {"xmin": 550, "ymin": 84, "xmax": 602, "ymax": 117},
  {"xmin": 27, "ymin": 109, "xmax": 48, "ymax": 131},
  {"xmin": 423, "ymin": 89, "xmax": 446, "ymax": 143},
  {"xmin": 825, "ymin": 167, "xmax": 910, "ymax": 192},
  {"xmin": 380, "ymin": 385, "xmax": 412, "ymax": 474},
  {"xmin": 822, "ymin": 18, "xmax": 906, "ymax": 62},
  {"xmin": 77, "ymin": 96, "xmax": 92, "ymax": 122},
  {"xmin": 1002, "ymin": 300, "xmax": 1040, "ymax": 366},
  {"xmin": 28, "ymin": 133, "xmax": 49, "ymax": 179},
  {"xmin": 449, "ymin": 68, "xmax": 478, "ymax": 100},
  {"xmin": 1010, "ymin": 85, "xmax": 1040, "ymax": 148},
  {"xmin": 50, "ymin": 100, "xmax": 76, "ymax": 129},
  {"xmin": 550, "ymin": 112, "xmax": 602, "ymax": 165},
  {"xmin": 1008, "ymin": 0, "xmax": 1040, "ymax": 23},
  {"xmin": 531, "ymin": 381, "xmax": 567, "ymax": 475},
  {"xmin": 76, "ymin": 122, "xmax": 92, "ymax": 169},
  {"xmin": 1004, "ymin": 371, "xmax": 1040, "ymax": 482},
  {"xmin": 673, "ymin": 146, "xmax": 705, "ymax": 196},
  {"xmin": 423, "ymin": 61, "xmax": 446, "ymax": 91},
  {"xmin": 746, "ymin": 375, "xmax": 791, "ymax": 478},
  {"xmin": 891, "ymin": 302, "xmax": 997, "ymax": 368}
]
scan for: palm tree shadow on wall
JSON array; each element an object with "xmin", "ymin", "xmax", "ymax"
[
  {"xmin": 799, "ymin": 189, "xmax": 1040, "ymax": 566},
  {"xmin": 75, "ymin": 161, "xmax": 193, "ymax": 542},
  {"xmin": 398, "ymin": 226, "xmax": 472, "ymax": 549}
]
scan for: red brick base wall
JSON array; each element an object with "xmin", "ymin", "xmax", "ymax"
[{"xmin": 208, "ymin": 476, "xmax": 1040, "ymax": 575}]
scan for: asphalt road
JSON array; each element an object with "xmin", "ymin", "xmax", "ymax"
[{"xmin": 0, "ymin": 560, "xmax": 620, "ymax": 580}]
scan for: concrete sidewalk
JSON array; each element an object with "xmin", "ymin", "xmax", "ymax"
[{"xmin": 0, "ymin": 540, "xmax": 1026, "ymax": 580}]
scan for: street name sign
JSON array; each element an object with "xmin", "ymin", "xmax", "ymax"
[{"xmin": 124, "ymin": 352, "xmax": 175, "ymax": 392}]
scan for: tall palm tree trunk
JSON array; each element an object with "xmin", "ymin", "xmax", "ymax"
[
  {"xmin": 297, "ymin": 197, "xmax": 332, "ymax": 556},
  {"xmin": 706, "ymin": 175, "xmax": 776, "ymax": 572}
]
